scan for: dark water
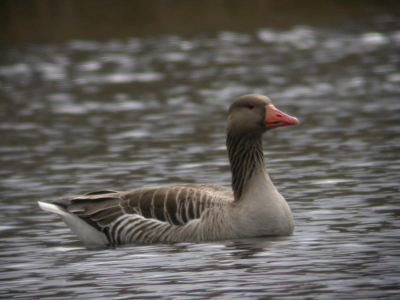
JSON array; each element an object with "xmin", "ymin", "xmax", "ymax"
[{"xmin": 1, "ymin": 19, "xmax": 400, "ymax": 300}]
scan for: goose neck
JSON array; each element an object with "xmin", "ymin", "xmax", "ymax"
[{"xmin": 226, "ymin": 133, "xmax": 267, "ymax": 201}]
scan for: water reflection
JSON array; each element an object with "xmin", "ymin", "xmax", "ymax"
[{"xmin": 1, "ymin": 20, "xmax": 400, "ymax": 300}]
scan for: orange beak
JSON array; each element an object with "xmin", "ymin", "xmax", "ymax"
[{"xmin": 264, "ymin": 105, "xmax": 300, "ymax": 129}]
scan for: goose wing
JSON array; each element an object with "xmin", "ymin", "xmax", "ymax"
[{"xmin": 65, "ymin": 184, "xmax": 233, "ymax": 233}]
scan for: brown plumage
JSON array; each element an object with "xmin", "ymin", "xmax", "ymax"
[{"xmin": 67, "ymin": 184, "xmax": 232, "ymax": 227}]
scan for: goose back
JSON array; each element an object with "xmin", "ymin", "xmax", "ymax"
[{"xmin": 60, "ymin": 184, "xmax": 233, "ymax": 244}]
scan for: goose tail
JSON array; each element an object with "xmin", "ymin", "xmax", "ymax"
[{"xmin": 38, "ymin": 201, "xmax": 109, "ymax": 246}]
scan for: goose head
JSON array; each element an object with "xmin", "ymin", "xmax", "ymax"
[{"xmin": 226, "ymin": 94, "xmax": 299, "ymax": 137}]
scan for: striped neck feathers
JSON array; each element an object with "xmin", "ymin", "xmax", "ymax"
[{"xmin": 226, "ymin": 133, "xmax": 266, "ymax": 201}]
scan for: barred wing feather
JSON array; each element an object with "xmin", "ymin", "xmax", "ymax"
[{"xmin": 63, "ymin": 184, "xmax": 233, "ymax": 244}]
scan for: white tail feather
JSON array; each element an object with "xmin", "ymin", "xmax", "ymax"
[
  {"xmin": 38, "ymin": 201, "xmax": 69, "ymax": 215},
  {"xmin": 38, "ymin": 201, "xmax": 109, "ymax": 246}
]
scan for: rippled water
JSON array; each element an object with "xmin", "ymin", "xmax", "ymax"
[{"xmin": 1, "ymin": 22, "xmax": 400, "ymax": 299}]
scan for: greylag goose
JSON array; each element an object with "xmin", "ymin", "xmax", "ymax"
[{"xmin": 38, "ymin": 94, "xmax": 299, "ymax": 246}]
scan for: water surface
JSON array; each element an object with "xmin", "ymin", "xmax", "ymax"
[{"xmin": 1, "ymin": 21, "xmax": 400, "ymax": 299}]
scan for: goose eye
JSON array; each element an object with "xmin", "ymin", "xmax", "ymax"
[{"xmin": 247, "ymin": 104, "xmax": 255, "ymax": 109}]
